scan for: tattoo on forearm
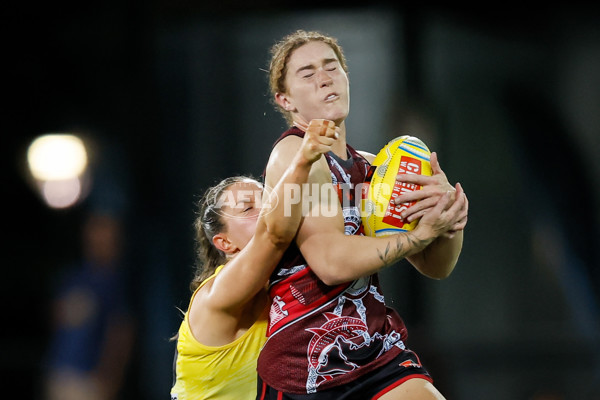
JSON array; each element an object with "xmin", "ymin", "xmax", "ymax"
[{"xmin": 377, "ymin": 233, "xmax": 429, "ymax": 266}]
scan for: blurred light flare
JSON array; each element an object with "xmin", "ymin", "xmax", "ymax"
[
  {"xmin": 26, "ymin": 133, "xmax": 90, "ymax": 209},
  {"xmin": 27, "ymin": 134, "xmax": 88, "ymax": 181},
  {"xmin": 42, "ymin": 178, "xmax": 82, "ymax": 209}
]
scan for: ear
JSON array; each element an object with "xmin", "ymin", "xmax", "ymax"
[
  {"xmin": 212, "ymin": 233, "xmax": 237, "ymax": 255},
  {"xmin": 275, "ymin": 92, "xmax": 295, "ymax": 112}
]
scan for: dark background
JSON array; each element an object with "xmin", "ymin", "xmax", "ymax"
[{"xmin": 4, "ymin": 2, "xmax": 600, "ymax": 399}]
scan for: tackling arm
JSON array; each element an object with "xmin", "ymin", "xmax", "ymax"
[
  {"xmin": 189, "ymin": 121, "xmax": 338, "ymax": 347},
  {"xmin": 206, "ymin": 120, "xmax": 338, "ymax": 311}
]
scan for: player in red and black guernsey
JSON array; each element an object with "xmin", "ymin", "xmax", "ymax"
[{"xmin": 258, "ymin": 30, "xmax": 469, "ymax": 399}]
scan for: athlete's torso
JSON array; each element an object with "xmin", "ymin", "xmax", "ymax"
[
  {"xmin": 171, "ymin": 265, "xmax": 268, "ymax": 400},
  {"xmin": 257, "ymin": 127, "xmax": 408, "ymax": 394}
]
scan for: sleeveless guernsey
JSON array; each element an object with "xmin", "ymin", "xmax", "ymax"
[
  {"xmin": 171, "ymin": 265, "xmax": 268, "ymax": 399},
  {"xmin": 257, "ymin": 127, "xmax": 409, "ymax": 394}
]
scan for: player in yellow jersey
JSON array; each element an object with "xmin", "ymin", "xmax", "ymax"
[{"xmin": 171, "ymin": 119, "xmax": 339, "ymax": 400}]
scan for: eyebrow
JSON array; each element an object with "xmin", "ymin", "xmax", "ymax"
[
  {"xmin": 235, "ymin": 192, "xmax": 258, "ymax": 205},
  {"xmin": 295, "ymin": 58, "xmax": 339, "ymax": 74}
]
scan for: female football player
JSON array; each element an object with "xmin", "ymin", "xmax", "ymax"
[
  {"xmin": 257, "ymin": 30, "xmax": 468, "ymax": 399},
  {"xmin": 171, "ymin": 119, "xmax": 338, "ymax": 399}
]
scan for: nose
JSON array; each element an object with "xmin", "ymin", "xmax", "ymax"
[{"xmin": 317, "ymin": 68, "xmax": 333, "ymax": 88}]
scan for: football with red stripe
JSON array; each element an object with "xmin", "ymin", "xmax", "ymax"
[{"xmin": 361, "ymin": 135, "xmax": 432, "ymax": 237}]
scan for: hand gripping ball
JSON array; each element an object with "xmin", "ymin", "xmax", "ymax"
[{"xmin": 361, "ymin": 135, "xmax": 432, "ymax": 237}]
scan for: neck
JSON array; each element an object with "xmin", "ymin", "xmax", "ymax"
[{"xmin": 331, "ymin": 122, "xmax": 347, "ymax": 158}]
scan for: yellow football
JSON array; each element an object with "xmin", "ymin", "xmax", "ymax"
[{"xmin": 361, "ymin": 135, "xmax": 432, "ymax": 237}]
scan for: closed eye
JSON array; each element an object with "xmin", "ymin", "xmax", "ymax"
[{"xmin": 324, "ymin": 59, "xmax": 339, "ymax": 71}]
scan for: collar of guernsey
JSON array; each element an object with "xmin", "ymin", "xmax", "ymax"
[{"xmin": 171, "ymin": 264, "xmax": 268, "ymax": 400}]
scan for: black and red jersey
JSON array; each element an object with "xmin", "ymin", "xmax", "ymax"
[{"xmin": 257, "ymin": 127, "xmax": 409, "ymax": 394}]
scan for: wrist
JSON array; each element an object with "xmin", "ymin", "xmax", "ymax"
[
  {"xmin": 409, "ymin": 226, "xmax": 436, "ymax": 251},
  {"xmin": 292, "ymin": 150, "xmax": 316, "ymax": 170}
]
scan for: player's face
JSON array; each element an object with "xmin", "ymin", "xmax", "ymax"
[
  {"xmin": 218, "ymin": 180, "xmax": 263, "ymax": 251},
  {"xmin": 282, "ymin": 41, "xmax": 349, "ymax": 126}
]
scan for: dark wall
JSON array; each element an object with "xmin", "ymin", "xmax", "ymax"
[{"xmin": 4, "ymin": 2, "xmax": 599, "ymax": 399}]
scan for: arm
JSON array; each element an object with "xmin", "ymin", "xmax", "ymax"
[
  {"xmin": 264, "ymin": 135, "xmax": 465, "ymax": 286},
  {"xmin": 260, "ymin": 121, "xmax": 339, "ymax": 248},
  {"xmin": 191, "ymin": 120, "xmax": 337, "ymax": 343},
  {"xmin": 393, "ymin": 151, "xmax": 469, "ymax": 278}
]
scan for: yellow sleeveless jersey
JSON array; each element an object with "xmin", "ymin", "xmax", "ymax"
[{"xmin": 171, "ymin": 265, "xmax": 268, "ymax": 400}]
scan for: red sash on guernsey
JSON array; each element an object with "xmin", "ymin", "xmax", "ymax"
[{"xmin": 257, "ymin": 127, "xmax": 409, "ymax": 394}]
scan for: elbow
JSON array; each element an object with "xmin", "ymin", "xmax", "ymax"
[
  {"xmin": 263, "ymin": 215, "xmax": 301, "ymax": 249},
  {"xmin": 268, "ymin": 235, "xmax": 293, "ymax": 251},
  {"xmin": 265, "ymin": 228, "xmax": 296, "ymax": 250},
  {"xmin": 319, "ymin": 273, "xmax": 347, "ymax": 287},
  {"xmin": 307, "ymin": 258, "xmax": 353, "ymax": 286},
  {"xmin": 427, "ymin": 269, "xmax": 453, "ymax": 280},
  {"xmin": 420, "ymin": 261, "xmax": 457, "ymax": 280},
  {"xmin": 319, "ymin": 269, "xmax": 370, "ymax": 286},
  {"xmin": 414, "ymin": 244, "xmax": 461, "ymax": 280}
]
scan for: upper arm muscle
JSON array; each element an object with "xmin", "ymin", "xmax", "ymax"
[{"xmin": 265, "ymin": 137, "xmax": 346, "ymax": 279}]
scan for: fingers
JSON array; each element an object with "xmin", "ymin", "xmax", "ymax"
[
  {"xmin": 393, "ymin": 173, "xmax": 436, "ymax": 187},
  {"xmin": 425, "ymin": 190, "xmax": 455, "ymax": 233},
  {"xmin": 394, "ymin": 152, "xmax": 455, "ymax": 208},
  {"xmin": 410, "ymin": 182, "xmax": 469, "ymax": 239},
  {"xmin": 307, "ymin": 119, "xmax": 337, "ymax": 136},
  {"xmin": 307, "ymin": 120, "xmax": 338, "ymax": 148},
  {"xmin": 393, "ymin": 170, "xmax": 448, "ymax": 196},
  {"xmin": 302, "ymin": 120, "xmax": 338, "ymax": 162},
  {"xmin": 393, "ymin": 186, "xmax": 431, "ymax": 205},
  {"xmin": 449, "ymin": 182, "xmax": 466, "ymax": 213},
  {"xmin": 334, "ymin": 125, "xmax": 342, "ymax": 139},
  {"xmin": 404, "ymin": 208, "xmax": 427, "ymax": 223},
  {"xmin": 391, "ymin": 176, "xmax": 440, "ymax": 208},
  {"xmin": 444, "ymin": 183, "xmax": 468, "ymax": 229},
  {"xmin": 450, "ymin": 183, "xmax": 469, "ymax": 230},
  {"xmin": 393, "ymin": 177, "xmax": 453, "ymax": 206},
  {"xmin": 401, "ymin": 198, "xmax": 437, "ymax": 222},
  {"xmin": 451, "ymin": 217, "xmax": 468, "ymax": 232},
  {"xmin": 323, "ymin": 120, "xmax": 337, "ymax": 139},
  {"xmin": 431, "ymin": 190, "xmax": 452, "ymax": 216},
  {"xmin": 430, "ymin": 151, "xmax": 443, "ymax": 175}
]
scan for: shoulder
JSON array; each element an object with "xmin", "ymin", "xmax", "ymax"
[
  {"xmin": 187, "ymin": 265, "xmax": 224, "ymax": 315},
  {"xmin": 186, "ymin": 275, "xmax": 218, "ymax": 338},
  {"xmin": 266, "ymin": 135, "xmax": 303, "ymax": 174},
  {"xmin": 273, "ymin": 132, "xmax": 304, "ymax": 151},
  {"xmin": 268, "ymin": 125, "xmax": 308, "ymax": 161},
  {"xmin": 188, "ymin": 275, "xmax": 213, "ymax": 312},
  {"xmin": 271, "ymin": 126, "xmax": 305, "ymax": 150},
  {"xmin": 267, "ymin": 135, "xmax": 330, "ymax": 186}
]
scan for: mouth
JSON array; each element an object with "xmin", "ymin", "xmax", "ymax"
[{"xmin": 324, "ymin": 92, "xmax": 339, "ymax": 102}]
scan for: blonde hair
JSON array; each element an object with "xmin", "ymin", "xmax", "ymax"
[{"xmin": 268, "ymin": 30, "xmax": 348, "ymax": 125}]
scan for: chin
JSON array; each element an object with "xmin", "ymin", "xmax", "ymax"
[
  {"xmin": 332, "ymin": 112, "xmax": 349, "ymax": 125},
  {"xmin": 304, "ymin": 106, "xmax": 348, "ymax": 125},
  {"xmin": 321, "ymin": 108, "xmax": 348, "ymax": 123}
]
